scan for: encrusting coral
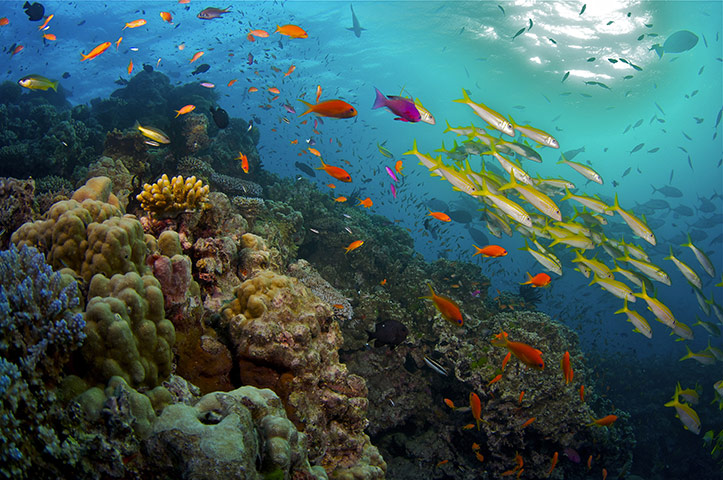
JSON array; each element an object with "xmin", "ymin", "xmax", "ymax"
[{"xmin": 136, "ymin": 174, "xmax": 210, "ymax": 218}]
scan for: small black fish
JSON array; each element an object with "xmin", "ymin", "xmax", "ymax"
[
  {"xmin": 142, "ymin": 64, "xmax": 153, "ymax": 73},
  {"xmin": 114, "ymin": 77, "xmax": 129, "ymax": 86},
  {"xmin": 295, "ymin": 161, "xmax": 316, "ymax": 177},
  {"xmin": 192, "ymin": 63, "xmax": 210, "ymax": 75},
  {"xmin": 210, "ymin": 106, "xmax": 229, "ymax": 129},
  {"xmin": 23, "ymin": 1, "xmax": 44, "ymax": 21},
  {"xmin": 368, "ymin": 319, "xmax": 408, "ymax": 349},
  {"xmin": 512, "ymin": 27, "xmax": 526, "ymax": 40},
  {"xmin": 62, "ymin": 71, "xmax": 70, "ymax": 79}
]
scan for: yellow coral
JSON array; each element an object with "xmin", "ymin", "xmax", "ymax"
[{"xmin": 136, "ymin": 174, "xmax": 210, "ymax": 218}]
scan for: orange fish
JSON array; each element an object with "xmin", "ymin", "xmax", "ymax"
[
  {"xmin": 473, "ymin": 244, "xmax": 507, "ymax": 258},
  {"xmin": 237, "ymin": 153, "xmax": 249, "ymax": 173},
  {"xmin": 602, "ymin": 468, "xmax": 608, "ymax": 480},
  {"xmin": 247, "ymin": 33, "xmax": 256, "ymax": 42},
  {"xmin": 436, "ymin": 460, "xmax": 448, "ymax": 467},
  {"xmin": 395, "ymin": 159, "xmax": 404, "ymax": 174},
  {"xmin": 37, "ymin": 14, "xmax": 54, "ymax": 30},
  {"xmin": 580, "ymin": 385, "xmax": 585, "ymax": 402},
  {"xmin": 275, "ymin": 24, "xmax": 308, "ymax": 38},
  {"xmin": 174, "ymin": 104, "xmax": 196, "ymax": 117},
  {"xmin": 284, "ymin": 65, "xmax": 296, "ymax": 76},
  {"xmin": 471, "ymin": 443, "xmax": 480, "ymax": 451},
  {"xmin": 249, "ymin": 29, "xmax": 269, "ymax": 37},
  {"xmin": 428, "ymin": 210, "xmax": 451, "ymax": 222},
  {"xmin": 518, "ymin": 391, "xmax": 525, "ymax": 405},
  {"xmin": 333, "ymin": 196, "xmax": 347, "ymax": 202},
  {"xmin": 189, "ymin": 51, "xmax": 204, "ymax": 63},
  {"xmin": 326, "ymin": 183, "xmax": 336, "ymax": 189},
  {"xmin": 421, "ymin": 283, "xmax": 463, "ymax": 326},
  {"xmin": 521, "ymin": 272, "xmax": 551, "ymax": 288},
  {"xmin": 491, "ymin": 331, "xmax": 544, "ymax": 370},
  {"xmin": 561, "ymin": 351, "xmax": 573, "ymax": 384},
  {"xmin": 177, "ymin": 42, "xmax": 185, "ymax": 50},
  {"xmin": 462, "ymin": 423, "xmax": 475, "ymax": 430},
  {"xmin": 357, "ymin": 197, "xmax": 373, "ymax": 208},
  {"xmin": 501, "ymin": 351, "xmax": 512, "ymax": 371},
  {"xmin": 469, "ymin": 392, "xmax": 482, "ymax": 430},
  {"xmin": 520, "ymin": 417, "xmax": 536, "ymax": 428},
  {"xmin": 227, "ymin": 79, "xmax": 237, "ymax": 87},
  {"xmin": 160, "ymin": 11, "xmax": 173, "ymax": 23},
  {"xmin": 115, "ymin": 36, "xmax": 123, "ymax": 50},
  {"xmin": 298, "ymin": 99, "xmax": 357, "ymax": 119},
  {"xmin": 332, "ymin": 304, "xmax": 344, "ymax": 309},
  {"xmin": 127, "ymin": 59, "xmax": 133, "ymax": 75},
  {"xmin": 547, "ymin": 452, "xmax": 558, "ymax": 476},
  {"xmin": 268, "ymin": 86, "xmax": 280, "ymax": 94},
  {"xmin": 443, "ymin": 398, "xmax": 455, "ymax": 409},
  {"xmin": 315, "ymin": 84, "xmax": 322, "ymax": 102},
  {"xmin": 316, "ymin": 159, "xmax": 352, "ymax": 182},
  {"xmin": 588, "ymin": 414, "xmax": 617, "ymax": 427},
  {"xmin": 248, "ymin": 87, "xmax": 258, "ymax": 93},
  {"xmin": 123, "ymin": 19, "xmax": 147, "ymax": 30},
  {"xmin": 488, "ymin": 374, "xmax": 502, "ymax": 386},
  {"xmin": 344, "ymin": 240, "xmax": 364, "ymax": 254},
  {"xmin": 178, "ymin": 0, "xmax": 190, "ymax": 3},
  {"xmin": 587, "ymin": 455, "xmax": 592, "ymax": 470},
  {"xmin": 308, "ymin": 147, "xmax": 321, "ymax": 156},
  {"xmin": 80, "ymin": 41, "xmax": 111, "ymax": 61},
  {"xmin": 475, "ymin": 452, "xmax": 484, "ymax": 463},
  {"xmin": 380, "ymin": 278, "xmax": 387, "ymax": 285},
  {"xmin": 0, "ymin": 17, "xmax": 9, "ymax": 26},
  {"xmin": 11, "ymin": 45, "xmax": 23, "ymax": 56},
  {"xmin": 42, "ymin": 33, "xmax": 56, "ymax": 41}
]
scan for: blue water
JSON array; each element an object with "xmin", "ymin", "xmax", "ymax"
[{"xmin": 2, "ymin": 0, "xmax": 723, "ymax": 477}]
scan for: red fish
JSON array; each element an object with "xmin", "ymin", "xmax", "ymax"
[
  {"xmin": 298, "ymin": 99, "xmax": 357, "ymax": 119},
  {"xmin": 501, "ymin": 351, "xmax": 512, "ymax": 371},
  {"xmin": 316, "ymin": 159, "xmax": 352, "ymax": 182},
  {"xmin": 521, "ymin": 272, "xmax": 551, "ymax": 288},
  {"xmin": 428, "ymin": 210, "xmax": 451, "ymax": 222},
  {"xmin": 491, "ymin": 331, "xmax": 544, "ymax": 370},
  {"xmin": 11, "ymin": 45, "xmax": 24, "ymax": 56},
  {"xmin": 473, "ymin": 244, "xmax": 507, "ymax": 257},
  {"xmin": 421, "ymin": 283, "xmax": 463, "ymax": 326},
  {"xmin": 520, "ymin": 417, "xmax": 535, "ymax": 428},
  {"xmin": 547, "ymin": 452, "xmax": 559, "ymax": 476},
  {"xmin": 469, "ymin": 392, "xmax": 482, "ymax": 430},
  {"xmin": 488, "ymin": 374, "xmax": 502, "ymax": 386},
  {"xmin": 275, "ymin": 24, "xmax": 308, "ymax": 38},
  {"xmin": 561, "ymin": 351, "xmax": 573, "ymax": 384},
  {"xmin": 237, "ymin": 153, "xmax": 249, "ymax": 173},
  {"xmin": 580, "ymin": 385, "xmax": 585, "ymax": 402},
  {"xmin": 588, "ymin": 414, "xmax": 617, "ymax": 427}
]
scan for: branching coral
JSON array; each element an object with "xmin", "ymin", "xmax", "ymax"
[
  {"xmin": 136, "ymin": 174, "xmax": 210, "ymax": 218},
  {"xmin": 0, "ymin": 244, "xmax": 86, "ymax": 478}
]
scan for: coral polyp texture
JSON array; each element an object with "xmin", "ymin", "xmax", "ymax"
[
  {"xmin": 136, "ymin": 174, "xmax": 210, "ymax": 218},
  {"xmin": 220, "ymin": 270, "xmax": 386, "ymax": 479},
  {"xmin": 81, "ymin": 271, "xmax": 175, "ymax": 390}
]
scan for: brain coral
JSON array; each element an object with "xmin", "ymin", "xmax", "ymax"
[
  {"xmin": 81, "ymin": 272, "xmax": 175, "ymax": 389},
  {"xmin": 220, "ymin": 270, "xmax": 386, "ymax": 479}
]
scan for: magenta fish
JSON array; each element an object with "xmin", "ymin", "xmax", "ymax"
[
  {"xmin": 372, "ymin": 87, "xmax": 421, "ymax": 122},
  {"xmin": 390, "ymin": 184, "xmax": 397, "ymax": 198},
  {"xmin": 385, "ymin": 166, "xmax": 398, "ymax": 182},
  {"xmin": 197, "ymin": 7, "xmax": 231, "ymax": 20},
  {"xmin": 247, "ymin": 53, "xmax": 254, "ymax": 65},
  {"xmin": 563, "ymin": 448, "xmax": 581, "ymax": 463},
  {"xmin": 283, "ymin": 103, "xmax": 296, "ymax": 114}
]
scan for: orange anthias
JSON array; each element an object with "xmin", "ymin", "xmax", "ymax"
[
  {"xmin": 80, "ymin": 41, "xmax": 111, "ymax": 61},
  {"xmin": 344, "ymin": 240, "xmax": 364, "ymax": 254},
  {"xmin": 237, "ymin": 153, "xmax": 249, "ymax": 173},
  {"xmin": 123, "ymin": 19, "xmax": 147, "ymax": 30},
  {"xmin": 521, "ymin": 272, "xmax": 551, "ymax": 288},
  {"xmin": 316, "ymin": 159, "xmax": 352, "ymax": 182},
  {"xmin": 588, "ymin": 414, "xmax": 617, "ymax": 427},
  {"xmin": 547, "ymin": 452, "xmax": 559, "ymax": 476},
  {"xmin": 561, "ymin": 351, "xmax": 574, "ymax": 384},
  {"xmin": 428, "ymin": 210, "xmax": 451, "ymax": 222},
  {"xmin": 491, "ymin": 331, "xmax": 544, "ymax": 370},
  {"xmin": 469, "ymin": 392, "xmax": 482, "ymax": 430},
  {"xmin": 275, "ymin": 24, "xmax": 308, "ymax": 38},
  {"xmin": 421, "ymin": 283, "xmax": 463, "ymax": 326},
  {"xmin": 174, "ymin": 104, "xmax": 196, "ymax": 117},
  {"xmin": 473, "ymin": 244, "xmax": 508, "ymax": 258},
  {"xmin": 298, "ymin": 99, "xmax": 357, "ymax": 119},
  {"xmin": 357, "ymin": 197, "xmax": 373, "ymax": 208}
]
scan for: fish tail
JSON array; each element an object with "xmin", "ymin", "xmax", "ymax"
[
  {"xmin": 372, "ymin": 87, "xmax": 387, "ymax": 110},
  {"xmin": 427, "ymin": 283, "xmax": 435, "ymax": 297},
  {"xmin": 50, "ymin": 80, "xmax": 58, "ymax": 92},
  {"xmin": 80, "ymin": 51, "xmax": 89, "ymax": 61},
  {"xmin": 297, "ymin": 99, "xmax": 313, "ymax": 116},
  {"xmin": 453, "ymin": 88, "xmax": 471, "ymax": 104},
  {"xmin": 314, "ymin": 158, "xmax": 327, "ymax": 170}
]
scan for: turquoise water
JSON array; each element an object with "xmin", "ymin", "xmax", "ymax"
[{"xmin": 2, "ymin": 0, "xmax": 723, "ymax": 478}]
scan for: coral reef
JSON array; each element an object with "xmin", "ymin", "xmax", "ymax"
[
  {"xmin": 0, "ymin": 244, "xmax": 86, "ymax": 478},
  {"xmin": 141, "ymin": 386, "xmax": 327, "ymax": 479},
  {"xmin": 0, "ymin": 177, "xmax": 35, "ymax": 248},
  {"xmin": 86, "ymin": 156, "xmax": 134, "ymax": 208},
  {"xmin": 136, "ymin": 174, "xmax": 210, "ymax": 218},
  {"xmin": 210, "ymin": 171, "xmax": 264, "ymax": 197},
  {"xmin": 219, "ymin": 269, "xmax": 386, "ymax": 479},
  {"xmin": 80, "ymin": 271, "xmax": 175, "ymax": 390}
]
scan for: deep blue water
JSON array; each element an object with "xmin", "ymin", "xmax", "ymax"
[{"xmin": 2, "ymin": 0, "xmax": 723, "ymax": 476}]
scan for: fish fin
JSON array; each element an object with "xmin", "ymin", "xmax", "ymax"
[
  {"xmin": 372, "ymin": 87, "xmax": 387, "ymax": 110},
  {"xmin": 297, "ymin": 99, "xmax": 314, "ymax": 116}
]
